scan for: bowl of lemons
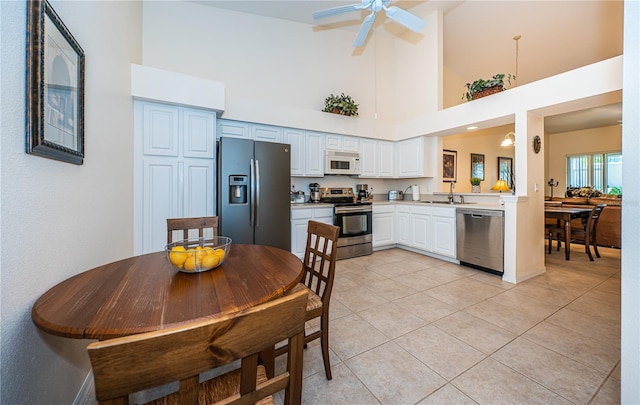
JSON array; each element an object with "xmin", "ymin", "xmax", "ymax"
[{"xmin": 165, "ymin": 236, "xmax": 231, "ymax": 273}]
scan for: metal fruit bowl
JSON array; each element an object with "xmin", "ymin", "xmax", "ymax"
[{"xmin": 164, "ymin": 236, "xmax": 232, "ymax": 273}]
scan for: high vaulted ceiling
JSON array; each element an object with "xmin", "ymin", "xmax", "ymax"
[{"xmin": 191, "ymin": 0, "xmax": 624, "ymax": 132}]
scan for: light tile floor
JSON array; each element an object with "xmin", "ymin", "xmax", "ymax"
[{"xmin": 276, "ymin": 244, "xmax": 621, "ymax": 405}]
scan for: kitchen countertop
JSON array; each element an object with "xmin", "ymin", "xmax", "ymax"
[
  {"xmin": 290, "ymin": 201, "xmax": 503, "ymax": 210},
  {"xmin": 372, "ymin": 200, "xmax": 505, "ymax": 211},
  {"xmin": 290, "ymin": 202, "xmax": 334, "ymax": 208}
]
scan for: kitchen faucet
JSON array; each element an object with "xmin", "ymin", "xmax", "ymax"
[{"xmin": 448, "ymin": 182, "xmax": 455, "ymax": 203}]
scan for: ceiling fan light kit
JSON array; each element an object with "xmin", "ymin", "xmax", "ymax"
[{"xmin": 313, "ymin": 0, "xmax": 427, "ymax": 48}]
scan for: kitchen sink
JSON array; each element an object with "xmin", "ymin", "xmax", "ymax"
[{"xmin": 418, "ymin": 200, "xmax": 477, "ymax": 205}]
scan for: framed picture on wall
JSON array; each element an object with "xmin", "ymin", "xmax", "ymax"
[
  {"xmin": 471, "ymin": 153, "xmax": 485, "ymax": 180},
  {"xmin": 26, "ymin": 0, "xmax": 85, "ymax": 165},
  {"xmin": 443, "ymin": 150, "xmax": 457, "ymax": 182},
  {"xmin": 498, "ymin": 156, "xmax": 513, "ymax": 188}
]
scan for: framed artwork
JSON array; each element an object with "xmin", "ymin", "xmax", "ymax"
[
  {"xmin": 498, "ymin": 156, "xmax": 513, "ymax": 188},
  {"xmin": 26, "ymin": 0, "xmax": 85, "ymax": 165},
  {"xmin": 471, "ymin": 153, "xmax": 485, "ymax": 180},
  {"xmin": 443, "ymin": 150, "xmax": 457, "ymax": 182}
]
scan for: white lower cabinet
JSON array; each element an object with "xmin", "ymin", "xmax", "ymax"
[
  {"xmin": 431, "ymin": 207, "xmax": 456, "ymax": 258},
  {"xmin": 291, "ymin": 207, "xmax": 334, "ymax": 258},
  {"xmin": 386, "ymin": 204, "xmax": 457, "ymax": 259},
  {"xmin": 372, "ymin": 204, "xmax": 396, "ymax": 248},
  {"xmin": 411, "ymin": 206, "xmax": 431, "ymax": 251}
]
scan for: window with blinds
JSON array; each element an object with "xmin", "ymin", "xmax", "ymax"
[{"xmin": 566, "ymin": 152, "xmax": 622, "ymax": 194}]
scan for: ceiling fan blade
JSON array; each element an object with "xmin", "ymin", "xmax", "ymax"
[
  {"xmin": 383, "ymin": 5, "xmax": 426, "ymax": 32},
  {"xmin": 353, "ymin": 12, "xmax": 376, "ymax": 47},
  {"xmin": 313, "ymin": 3, "xmax": 365, "ymax": 20}
]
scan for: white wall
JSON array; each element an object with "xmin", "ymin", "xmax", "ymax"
[
  {"xmin": 140, "ymin": 1, "xmax": 417, "ymax": 140},
  {"xmin": 546, "ymin": 125, "xmax": 622, "ymax": 195},
  {"xmin": 0, "ymin": 1, "xmax": 141, "ymax": 403},
  {"xmin": 442, "ymin": 124, "xmax": 515, "ymax": 193},
  {"xmin": 621, "ymin": 1, "xmax": 640, "ymax": 402}
]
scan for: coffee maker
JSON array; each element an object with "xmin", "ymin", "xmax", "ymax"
[
  {"xmin": 309, "ymin": 183, "xmax": 321, "ymax": 203},
  {"xmin": 356, "ymin": 184, "xmax": 370, "ymax": 202}
]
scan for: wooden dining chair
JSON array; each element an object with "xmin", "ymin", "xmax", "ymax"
[
  {"xmin": 548, "ymin": 204, "xmax": 606, "ymax": 261},
  {"xmin": 88, "ymin": 289, "xmax": 307, "ymax": 405},
  {"xmin": 272, "ymin": 220, "xmax": 340, "ymax": 380},
  {"xmin": 167, "ymin": 216, "xmax": 218, "ymax": 243}
]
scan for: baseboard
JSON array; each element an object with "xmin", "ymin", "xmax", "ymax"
[{"xmin": 73, "ymin": 370, "xmax": 96, "ymax": 405}]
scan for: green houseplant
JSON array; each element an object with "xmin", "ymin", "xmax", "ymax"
[
  {"xmin": 462, "ymin": 73, "xmax": 515, "ymax": 101},
  {"xmin": 322, "ymin": 93, "xmax": 359, "ymax": 117},
  {"xmin": 470, "ymin": 177, "xmax": 482, "ymax": 193}
]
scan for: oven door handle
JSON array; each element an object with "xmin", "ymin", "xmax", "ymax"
[{"xmin": 334, "ymin": 206, "xmax": 372, "ymax": 214}]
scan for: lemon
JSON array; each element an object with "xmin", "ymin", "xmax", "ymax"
[
  {"xmin": 169, "ymin": 246, "xmax": 187, "ymax": 268},
  {"xmin": 201, "ymin": 254, "xmax": 220, "ymax": 269},
  {"xmin": 211, "ymin": 248, "xmax": 226, "ymax": 261},
  {"xmin": 183, "ymin": 255, "xmax": 197, "ymax": 272}
]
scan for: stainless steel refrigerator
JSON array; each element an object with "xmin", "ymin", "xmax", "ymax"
[{"xmin": 217, "ymin": 137, "xmax": 291, "ymax": 250}]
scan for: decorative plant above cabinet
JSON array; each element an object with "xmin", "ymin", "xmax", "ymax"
[
  {"xmin": 322, "ymin": 93, "xmax": 359, "ymax": 117},
  {"xmin": 462, "ymin": 73, "xmax": 515, "ymax": 101}
]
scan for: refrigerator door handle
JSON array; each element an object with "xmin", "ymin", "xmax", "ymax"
[
  {"xmin": 255, "ymin": 159, "xmax": 260, "ymax": 227},
  {"xmin": 250, "ymin": 158, "xmax": 255, "ymax": 227}
]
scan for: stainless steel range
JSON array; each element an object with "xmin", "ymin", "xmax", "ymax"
[{"xmin": 320, "ymin": 188, "xmax": 372, "ymax": 260}]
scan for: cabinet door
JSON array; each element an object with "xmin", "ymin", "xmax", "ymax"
[
  {"xmin": 142, "ymin": 158, "xmax": 179, "ymax": 253},
  {"xmin": 412, "ymin": 212, "xmax": 431, "ymax": 250},
  {"xmin": 432, "ymin": 216, "xmax": 456, "ymax": 257},
  {"xmin": 251, "ymin": 124, "xmax": 283, "ymax": 143},
  {"xmin": 324, "ymin": 134, "xmax": 342, "ymax": 150},
  {"xmin": 397, "ymin": 137, "xmax": 421, "ymax": 177},
  {"xmin": 291, "ymin": 208, "xmax": 314, "ymax": 258},
  {"xmin": 360, "ymin": 139, "xmax": 377, "ymax": 178},
  {"xmin": 183, "ymin": 108, "xmax": 215, "ymax": 159},
  {"xmin": 217, "ymin": 119, "xmax": 250, "ymax": 139},
  {"xmin": 285, "ymin": 128, "xmax": 305, "ymax": 176},
  {"xmin": 373, "ymin": 212, "xmax": 396, "ymax": 247},
  {"xmin": 305, "ymin": 131, "xmax": 325, "ymax": 177},
  {"xmin": 343, "ymin": 136, "xmax": 360, "ymax": 152},
  {"xmin": 182, "ymin": 158, "xmax": 215, "ymax": 219},
  {"xmin": 396, "ymin": 206, "xmax": 412, "ymax": 246},
  {"xmin": 378, "ymin": 141, "xmax": 395, "ymax": 177},
  {"xmin": 143, "ymin": 103, "xmax": 179, "ymax": 157}
]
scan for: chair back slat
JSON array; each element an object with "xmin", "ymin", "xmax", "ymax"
[
  {"xmin": 88, "ymin": 289, "xmax": 307, "ymax": 404},
  {"xmin": 302, "ymin": 221, "xmax": 340, "ymax": 300},
  {"xmin": 167, "ymin": 216, "xmax": 219, "ymax": 243}
]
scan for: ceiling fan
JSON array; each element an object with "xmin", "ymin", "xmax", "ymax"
[{"xmin": 312, "ymin": 0, "xmax": 427, "ymax": 47}]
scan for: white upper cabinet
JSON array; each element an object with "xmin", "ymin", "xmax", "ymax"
[
  {"xmin": 183, "ymin": 108, "xmax": 215, "ymax": 158},
  {"xmin": 324, "ymin": 134, "xmax": 342, "ymax": 150},
  {"xmin": 396, "ymin": 136, "xmax": 436, "ymax": 178},
  {"xmin": 216, "ymin": 119, "xmax": 250, "ymax": 139},
  {"xmin": 284, "ymin": 128, "xmax": 305, "ymax": 177},
  {"xmin": 360, "ymin": 139, "xmax": 377, "ymax": 178},
  {"xmin": 377, "ymin": 141, "xmax": 395, "ymax": 178},
  {"xmin": 305, "ymin": 131, "xmax": 325, "ymax": 177},
  {"xmin": 251, "ymin": 124, "xmax": 283, "ymax": 143},
  {"xmin": 325, "ymin": 134, "xmax": 360, "ymax": 152},
  {"xmin": 143, "ymin": 103, "xmax": 179, "ymax": 157},
  {"xmin": 342, "ymin": 136, "xmax": 361, "ymax": 152}
]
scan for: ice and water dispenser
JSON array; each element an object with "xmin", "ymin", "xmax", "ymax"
[{"xmin": 229, "ymin": 175, "xmax": 247, "ymax": 204}]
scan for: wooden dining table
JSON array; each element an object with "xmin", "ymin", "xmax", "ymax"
[
  {"xmin": 544, "ymin": 206, "xmax": 593, "ymax": 260},
  {"xmin": 32, "ymin": 244, "xmax": 304, "ymax": 340}
]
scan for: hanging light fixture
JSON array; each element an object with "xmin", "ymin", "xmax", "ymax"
[{"xmin": 501, "ymin": 132, "xmax": 516, "ymax": 147}]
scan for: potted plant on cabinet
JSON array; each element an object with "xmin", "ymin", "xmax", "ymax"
[
  {"xmin": 322, "ymin": 93, "xmax": 359, "ymax": 117},
  {"xmin": 462, "ymin": 73, "xmax": 515, "ymax": 101},
  {"xmin": 470, "ymin": 177, "xmax": 482, "ymax": 193}
]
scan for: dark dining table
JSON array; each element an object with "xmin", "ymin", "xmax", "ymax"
[
  {"xmin": 32, "ymin": 244, "xmax": 304, "ymax": 340},
  {"xmin": 544, "ymin": 206, "xmax": 593, "ymax": 260}
]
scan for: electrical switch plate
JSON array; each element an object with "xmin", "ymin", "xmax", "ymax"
[{"xmin": 534, "ymin": 183, "xmax": 539, "ymax": 192}]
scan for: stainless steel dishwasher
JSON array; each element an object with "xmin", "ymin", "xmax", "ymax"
[{"xmin": 456, "ymin": 209, "xmax": 504, "ymax": 275}]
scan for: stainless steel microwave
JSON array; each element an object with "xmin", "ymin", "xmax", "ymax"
[{"xmin": 325, "ymin": 151, "xmax": 361, "ymax": 175}]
